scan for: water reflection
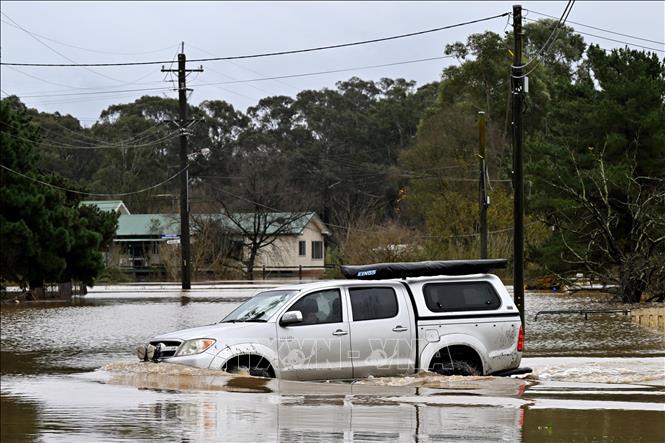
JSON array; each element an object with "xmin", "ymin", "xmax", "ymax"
[
  {"xmin": 1, "ymin": 372, "xmax": 528, "ymax": 442},
  {"xmin": 1, "ymin": 394, "xmax": 39, "ymax": 443},
  {"xmin": 523, "ymin": 408, "xmax": 665, "ymax": 442},
  {"xmin": 3, "ymin": 367, "xmax": 665, "ymax": 442}
]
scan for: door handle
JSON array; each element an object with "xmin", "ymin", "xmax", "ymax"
[
  {"xmin": 332, "ymin": 329, "xmax": 348, "ymax": 336},
  {"xmin": 392, "ymin": 326, "xmax": 408, "ymax": 332}
]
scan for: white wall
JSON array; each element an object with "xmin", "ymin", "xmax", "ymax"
[{"xmin": 254, "ymin": 222, "xmax": 325, "ymax": 269}]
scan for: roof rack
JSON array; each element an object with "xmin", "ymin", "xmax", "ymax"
[{"xmin": 340, "ymin": 259, "xmax": 507, "ymax": 280}]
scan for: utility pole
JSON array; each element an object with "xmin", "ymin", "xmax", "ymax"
[
  {"xmin": 478, "ymin": 111, "xmax": 488, "ymax": 259},
  {"xmin": 162, "ymin": 42, "xmax": 203, "ymax": 290},
  {"xmin": 512, "ymin": 5, "xmax": 525, "ymax": 327}
]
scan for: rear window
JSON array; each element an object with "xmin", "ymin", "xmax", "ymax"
[
  {"xmin": 423, "ymin": 282, "xmax": 501, "ymax": 312},
  {"xmin": 349, "ymin": 287, "xmax": 398, "ymax": 321}
]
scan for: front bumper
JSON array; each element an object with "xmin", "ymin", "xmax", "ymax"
[{"xmin": 136, "ymin": 343, "xmax": 216, "ymax": 369}]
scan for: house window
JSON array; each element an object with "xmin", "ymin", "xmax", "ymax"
[
  {"xmin": 298, "ymin": 240, "xmax": 306, "ymax": 257},
  {"xmin": 311, "ymin": 241, "xmax": 323, "ymax": 260}
]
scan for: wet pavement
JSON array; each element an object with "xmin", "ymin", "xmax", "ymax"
[{"xmin": 1, "ymin": 287, "xmax": 664, "ymax": 442}]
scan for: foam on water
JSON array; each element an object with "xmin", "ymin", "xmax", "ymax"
[
  {"xmin": 523, "ymin": 357, "xmax": 665, "ymax": 385},
  {"xmin": 103, "ymin": 361, "xmax": 230, "ymax": 376}
]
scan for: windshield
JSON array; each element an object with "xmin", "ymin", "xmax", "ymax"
[{"xmin": 221, "ymin": 290, "xmax": 299, "ymax": 323}]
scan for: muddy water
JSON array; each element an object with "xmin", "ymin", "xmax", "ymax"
[{"xmin": 1, "ymin": 288, "xmax": 664, "ymax": 442}]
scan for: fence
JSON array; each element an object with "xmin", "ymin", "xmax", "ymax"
[
  {"xmin": 1, "ymin": 281, "xmax": 86, "ymax": 301},
  {"xmin": 630, "ymin": 307, "xmax": 665, "ymax": 333},
  {"xmin": 259, "ymin": 265, "xmax": 336, "ymax": 280}
]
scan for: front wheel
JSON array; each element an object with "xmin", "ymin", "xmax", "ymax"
[{"xmin": 222, "ymin": 354, "xmax": 275, "ymax": 378}]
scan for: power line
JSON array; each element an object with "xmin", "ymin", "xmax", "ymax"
[
  {"xmin": 0, "ymin": 163, "xmax": 188, "ymax": 196},
  {"xmin": 18, "ymin": 90, "xmax": 176, "ymax": 107},
  {"xmin": 576, "ymin": 30, "xmax": 664, "ymax": 53},
  {"xmin": 522, "ymin": 17, "xmax": 665, "ymax": 53},
  {"xmin": 13, "ymin": 85, "xmax": 174, "ymax": 99},
  {"xmin": 9, "ymin": 54, "xmax": 454, "ymax": 99},
  {"xmin": 3, "ymin": 65, "xmax": 164, "ymax": 93},
  {"xmin": 1, "ymin": 13, "xmax": 509, "ymax": 67},
  {"xmin": 186, "ymin": 43, "xmax": 282, "ymax": 95},
  {"xmin": 1, "ymin": 130, "xmax": 181, "ymax": 150},
  {"xmin": 512, "ymin": 0, "xmax": 576, "ymax": 78},
  {"xmin": 517, "ymin": 0, "xmax": 575, "ymax": 71},
  {"xmin": 187, "ymin": 43, "xmax": 300, "ymax": 93},
  {"xmin": 1, "ymin": 117, "xmax": 186, "ymax": 149},
  {"xmin": 38, "ymin": 120, "xmax": 167, "ymax": 147},
  {"xmin": 0, "ymin": 11, "xmax": 131, "ymax": 84},
  {"xmin": 525, "ymin": 9, "xmax": 665, "ymax": 46},
  {"xmin": 192, "ymin": 55, "xmax": 455, "ymax": 88},
  {"xmin": 1, "ymin": 18, "xmax": 179, "ymax": 55}
]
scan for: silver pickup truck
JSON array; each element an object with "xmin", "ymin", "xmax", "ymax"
[{"xmin": 137, "ymin": 260, "xmax": 527, "ymax": 380}]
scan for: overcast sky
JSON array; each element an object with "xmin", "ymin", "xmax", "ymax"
[{"xmin": 1, "ymin": 1, "xmax": 663, "ymax": 124}]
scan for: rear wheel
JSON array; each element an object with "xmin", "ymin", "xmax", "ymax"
[
  {"xmin": 430, "ymin": 359, "xmax": 480, "ymax": 376},
  {"xmin": 429, "ymin": 346, "xmax": 483, "ymax": 376}
]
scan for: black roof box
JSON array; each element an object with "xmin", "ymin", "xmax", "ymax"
[{"xmin": 340, "ymin": 259, "xmax": 507, "ymax": 280}]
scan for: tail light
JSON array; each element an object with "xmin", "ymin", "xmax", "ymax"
[{"xmin": 517, "ymin": 325, "xmax": 524, "ymax": 352}]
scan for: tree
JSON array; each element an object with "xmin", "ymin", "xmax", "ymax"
[
  {"xmin": 0, "ymin": 97, "xmax": 118, "ymax": 291},
  {"xmin": 528, "ymin": 47, "xmax": 665, "ymax": 302},
  {"xmin": 397, "ymin": 22, "xmax": 585, "ymax": 264},
  {"xmin": 211, "ymin": 125, "xmax": 310, "ymax": 278},
  {"xmin": 337, "ymin": 217, "xmax": 423, "ymax": 265},
  {"xmin": 90, "ymin": 96, "xmax": 183, "ymax": 212}
]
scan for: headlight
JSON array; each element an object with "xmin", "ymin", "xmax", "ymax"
[{"xmin": 174, "ymin": 338, "xmax": 216, "ymax": 357}]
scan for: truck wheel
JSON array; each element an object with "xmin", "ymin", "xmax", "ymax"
[
  {"xmin": 223, "ymin": 355, "xmax": 275, "ymax": 378},
  {"xmin": 431, "ymin": 360, "xmax": 480, "ymax": 376},
  {"xmin": 429, "ymin": 346, "xmax": 483, "ymax": 376}
]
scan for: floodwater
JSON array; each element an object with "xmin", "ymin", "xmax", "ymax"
[{"xmin": 1, "ymin": 285, "xmax": 664, "ymax": 442}]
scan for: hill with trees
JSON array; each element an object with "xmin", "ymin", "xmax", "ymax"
[{"xmin": 1, "ymin": 18, "xmax": 662, "ymax": 301}]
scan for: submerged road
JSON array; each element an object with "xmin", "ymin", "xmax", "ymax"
[{"xmin": 1, "ymin": 287, "xmax": 663, "ymax": 442}]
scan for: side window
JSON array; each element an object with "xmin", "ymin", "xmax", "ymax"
[
  {"xmin": 298, "ymin": 240, "xmax": 306, "ymax": 257},
  {"xmin": 311, "ymin": 241, "xmax": 323, "ymax": 259},
  {"xmin": 287, "ymin": 289, "xmax": 342, "ymax": 326},
  {"xmin": 423, "ymin": 282, "xmax": 501, "ymax": 312},
  {"xmin": 349, "ymin": 287, "xmax": 398, "ymax": 321}
]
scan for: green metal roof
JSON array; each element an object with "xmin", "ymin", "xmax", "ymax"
[
  {"xmin": 216, "ymin": 212, "xmax": 328, "ymax": 235},
  {"xmin": 80, "ymin": 200, "xmax": 128, "ymax": 213},
  {"xmin": 113, "ymin": 212, "xmax": 328, "ymax": 238},
  {"xmin": 116, "ymin": 214, "xmax": 180, "ymax": 237}
]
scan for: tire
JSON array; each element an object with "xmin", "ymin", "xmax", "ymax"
[
  {"xmin": 430, "ymin": 350, "xmax": 482, "ymax": 376},
  {"xmin": 223, "ymin": 355, "xmax": 274, "ymax": 378}
]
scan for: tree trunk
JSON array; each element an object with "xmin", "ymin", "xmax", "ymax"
[
  {"xmin": 28, "ymin": 286, "xmax": 44, "ymax": 300},
  {"xmin": 246, "ymin": 247, "xmax": 258, "ymax": 280},
  {"xmin": 29, "ymin": 279, "xmax": 44, "ymax": 300},
  {"xmin": 620, "ymin": 267, "xmax": 646, "ymax": 303}
]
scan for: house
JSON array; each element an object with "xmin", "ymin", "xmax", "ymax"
[
  {"xmin": 218, "ymin": 212, "xmax": 331, "ymax": 272},
  {"xmin": 82, "ymin": 201, "xmax": 330, "ymax": 277},
  {"xmin": 80, "ymin": 200, "xmax": 130, "ymax": 215},
  {"xmin": 114, "ymin": 214, "xmax": 180, "ymax": 268}
]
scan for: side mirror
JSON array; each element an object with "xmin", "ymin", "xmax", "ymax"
[{"xmin": 280, "ymin": 310, "xmax": 303, "ymax": 326}]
